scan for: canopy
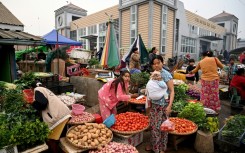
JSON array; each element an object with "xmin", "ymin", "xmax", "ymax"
[
  {"xmin": 230, "ymin": 47, "xmax": 245, "ymax": 54},
  {"xmin": 100, "ymin": 21, "xmax": 120, "ymax": 68},
  {"xmin": 122, "ymin": 34, "xmax": 149, "ymax": 65},
  {"xmin": 15, "ymin": 46, "xmax": 48, "ymax": 60},
  {"xmin": 42, "ymin": 29, "xmax": 81, "ymax": 45}
]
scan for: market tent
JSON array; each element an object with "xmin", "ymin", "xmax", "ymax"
[
  {"xmin": 122, "ymin": 34, "xmax": 149, "ymax": 65},
  {"xmin": 42, "ymin": 29, "xmax": 81, "ymax": 45},
  {"xmin": 15, "ymin": 46, "xmax": 48, "ymax": 60},
  {"xmin": 100, "ymin": 21, "xmax": 120, "ymax": 68}
]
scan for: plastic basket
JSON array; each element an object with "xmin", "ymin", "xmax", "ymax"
[
  {"xmin": 23, "ymin": 89, "xmax": 34, "ymax": 103},
  {"xmin": 218, "ymin": 124, "xmax": 245, "ymax": 147},
  {"xmin": 72, "ymin": 104, "xmax": 85, "ymax": 115},
  {"xmin": 103, "ymin": 114, "xmax": 115, "ymax": 128}
]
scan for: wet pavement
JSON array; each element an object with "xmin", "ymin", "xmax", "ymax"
[{"xmin": 136, "ymin": 100, "xmax": 245, "ymax": 153}]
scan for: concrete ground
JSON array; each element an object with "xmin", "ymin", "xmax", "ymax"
[{"xmin": 136, "ymin": 100, "xmax": 245, "ymax": 153}]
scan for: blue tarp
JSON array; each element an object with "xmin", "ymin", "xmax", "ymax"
[{"xmin": 42, "ymin": 29, "xmax": 81, "ymax": 46}]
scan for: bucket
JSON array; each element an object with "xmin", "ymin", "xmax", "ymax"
[
  {"xmin": 103, "ymin": 114, "xmax": 115, "ymax": 128},
  {"xmin": 72, "ymin": 104, "xmax": 85, "ymax": 115}
]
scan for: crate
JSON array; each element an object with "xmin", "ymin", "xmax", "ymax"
[
  {"xmin": 23, "ymin": 89, "xmax": 34, "ymax": 103},
  {"xmin": 113, "ymin": 132, "xmax": 143, "ymax": 147},
  {"xmin": 58, "ymin": 82, "xmax": 73, "ymax": 94},
  {"xmin": 218, "ymin": 124, "xmax": 245, "ymax": 147},
  {"xmin": 0, "ymin": 146, "xmax": 18, "ymax": 153}
]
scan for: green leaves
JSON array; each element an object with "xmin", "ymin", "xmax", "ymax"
[{"xmin": 130, "ymin": 72, "xmax": 150, "ymax": 88}]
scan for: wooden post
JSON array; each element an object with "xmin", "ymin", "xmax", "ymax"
[{"xmin": 194, "ymin": 130, "xmax": 214, "ymax": 153}]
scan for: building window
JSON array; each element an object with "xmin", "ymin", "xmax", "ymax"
[
  {"xmin": 175, "ymin": 19, "xmax": 179, "ymax": 51},
  {"xmin": 70, "ymin": 30, "xmax": 77, "ymax": 41},
  {"xmin": 78, "ymin": 27, "xmax": 87, "ymax": 49},
  {"xmin": 188, "ymin": 24, "xmax": 197, "ymax": 35},
  {"xmin": 88, "ymin": 25, "xmax": 97, "ymax": 35},
  {"xmin": 130, "ymin": 5, "xmax": 137, "ymax": 45},
  {"xmin": 181, "ymin": 36, "xmax": 196, "ymax": 53},
  {"xmin": 72, "ymin": 16, "xmax": 81, "ymax": 21},
  {"xmin": 161, "ymin": 5, "xmax": 168, "ymax": 53},
  {"xmin": 99, "ymin": 36, "xmax": 105, "ymax": 49},
  {"xmin": 199, "ymin": 28, "xmax": 211, "ymax": 36},
  {"xmin": 218, "ymin": 23, "xmax": 225, "ymax": 27},
  {"xmin": 233, "ymin": 23, "xmax": 237, "ymax": 33}
]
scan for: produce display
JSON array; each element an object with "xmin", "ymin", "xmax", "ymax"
[
  {"xmin": 169, "ymin": 118, "xmax": 198, "ymax": 135},
  {"xmin": 186, "ymin": 84, "xmax": 200, "ymax": 99},
  {"xmin": 66, "ymin": 123, "xmax": 113, "ymax": 149},
  {"xmin": 68, "ymin": 112, "xmax": 95, "ymax": 124},
  {"xmin": 111, "ymin": 112, "xmax": 149, "ymax": 133},
  {"xmin": 129, "ymin": 96, "xmax": 146, "ymax": 104},
  {"xmin": 206, "ymin": 117, "xmax": 219, "ymax": 133},
  {"xmin": 0, "ymin": 81, "xmax": 16, "ymax": 90},
  {"xmin": 33, "ymin": 72, "xmax": 53, "ymax": 77},
  {"xmin": 178, "ymin": 102, "xmax": 206, "ymax": 128},
  {"xmin": 172, "ymin": 100, "xmax": 187, "ymax": 113},
  {"xmin": 58, "ymin": 95, "xmax": 76, "ymax": 106},
  {"xmin": 89, "ymin": 142, "xmax": 138, "ymax": 153},
  {"xmin": 220, "ymin": 115, "xmax": 245, "ymax": 144}
]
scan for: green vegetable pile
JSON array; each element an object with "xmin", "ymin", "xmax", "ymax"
[
  {"xmin": 130, "ymin": 72, "xmax": 150, "ymax": 88},
  {"xmin": 172, "ymin": 84, "xmax": 189, "ymax": 113},
  {"xmin": 178, "ymin": 102, "xmax": 206, "ymax": 128},
  {"xmin": 14, "ymin": 72, "xmax": 38, "ymax": 89},
  {"xmin": 221, "ymin": 115, "xmax": 245, "ymax": 143},
  {"xmin": 0, "ymin": 89, "xmax": 50, "ymax": 150}
]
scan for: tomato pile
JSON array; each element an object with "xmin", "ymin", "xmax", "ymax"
[
  {"xmin": 111, "ymin": 112, "xmax": 149, "ymax": 131},
  {"xmin": 169, "ymin": 118, "xmax": 197, "ymax": 134},
  {"xmin": 129, "ymin": 96, "xmax": 146, "ymax": 104}
]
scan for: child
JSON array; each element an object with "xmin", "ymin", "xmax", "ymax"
[
  {"xmin": 186, "ymin": 59, "xmax": 199, "ymax": 84},
  {"xmin": 98, "ymin": 70, "xmax": 138, "ymax": 120},
  {"xmin": 146, "ymin": 71, "xmax": 168, "ymax": 106}
]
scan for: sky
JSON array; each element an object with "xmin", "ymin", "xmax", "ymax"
[{"xmin": 1, "ymin": 0, "xmax": 245, "ymax": 38}]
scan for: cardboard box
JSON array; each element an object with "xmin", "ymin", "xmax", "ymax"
[{"xmin": 113, "ymin": 132, "xmax": 143, "ymax": 147}]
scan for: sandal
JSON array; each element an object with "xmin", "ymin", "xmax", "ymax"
[{"xmin": 145, "ymin": 145, "xmax": 152, "ymax": 151}]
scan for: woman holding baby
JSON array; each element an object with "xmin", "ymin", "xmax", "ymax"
[{"xmin": 145, "ymin": 55, "xmax": 174, "ymax": 153}]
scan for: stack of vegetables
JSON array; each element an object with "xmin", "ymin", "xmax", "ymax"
[
  {"xmin": 66, "ymin": 123, "xmax": 113, "ymax": 149},
  {"xmin": 129, "ymin": 96, "xmax": 146, "ymax": 104},
  {"xmin": 111, "ymin": 112, "xmax": 149, "ymax": 132},
  {"xmin": 186, "ymin": 84, "xmax": 200, "ymax": 99},
  {"xmin": 206, "ymin": 117, "xmax": 219, "ymax": 134},
  {"xmin": 172, "ymin": 84, "xmax": 189, "ymax": 113},
  {"xmin": 89, "ymin": 142, "xmax": 138, "ymax": 153},
  {"xmin": 68, "ymin": 112, "xmax": 95, "ymax": 124},
  {"xmin": 58, "ymin": 95, "xmax": 76, "ymax": 106},
  {"xmin": 220, "ymin": 115, "xmax": 245, "ymax": 146},
  {"xmin": 169, "ymin": 118, "xmax": 197, "ymax": 134}
]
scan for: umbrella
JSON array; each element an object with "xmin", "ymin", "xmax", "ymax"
[
  {"xmin": 100, "ymin": 20, "xmax": 120, "ymax": 68},
  {"xmin": 122, "ymin": 34, "xmax": 149, "ymax": 65}
]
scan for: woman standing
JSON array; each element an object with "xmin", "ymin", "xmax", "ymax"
[
  {"xmin": 129, "ymin": 47, "xmax": 141, "ymax": 70},
  {"xmin": 146, "ymin": 55, "xmax": 174, "ymax": 153},
  {"xmin": 149, "ymin": 47, "xmax": 157, "ymax": 63},
  {"xmin": 190, "ymin": 51, "xmax": 224, "ymax": 112},
  {"xmin": 230, "ymin": 68, "xmax": 245, "ymax": 100},
  {"xmin": 98, "ymin": 70, "xmax": 138, "ymax": 120}
]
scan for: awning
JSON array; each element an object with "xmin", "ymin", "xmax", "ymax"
[
  {"xmin": 230, "ymin": 47, "xmax": 245, "ymax": 54},
  {"xmin": 0, "ymin": 29, "xmax": 43, "ymax": 45},
  {"xmin": 80, "ymin": 35, "xmax": 97, "ymax": 40},
  {"xmin": 199, "ymin": 36, "xmax": 223, "ymax": 41}
]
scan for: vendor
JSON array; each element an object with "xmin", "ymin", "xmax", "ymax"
[
  {"xmin": 129, "ymin": 47, "xmax": 141, "ymax": 70},
  {"xmin": 98, "ymin": 70, "xmax": 138, "ymax": 120},
  {"xmin": 230, "ymin": 68, "xmax": 245, "ymax": 100},
  {"xmin": 31, "ymin": 81, "xmax": 71, "ymax": 152},
  {"xmin": 37, "ymin": 50, "xmax": 46, "ymax": 60}
]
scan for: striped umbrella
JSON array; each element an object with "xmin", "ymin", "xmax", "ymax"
[{"xmin": 100, "ymin": 20, "xmax": 120, "ymax": 68}]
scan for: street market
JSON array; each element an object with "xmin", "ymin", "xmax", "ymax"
[{"xmin": 1, "ymin": 0, "xmax": 245, "ymax": 153}]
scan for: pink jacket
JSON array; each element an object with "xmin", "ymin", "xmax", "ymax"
[{"xmin": 98, "ymin": 80, "xmax": 130, "ymax": 110}]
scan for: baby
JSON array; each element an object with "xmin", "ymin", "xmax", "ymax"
[{"xmin": 146, "ymin": 71, "xmax": 168, "ymax": 101}]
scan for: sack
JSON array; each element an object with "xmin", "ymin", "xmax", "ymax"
[
  {"xmin": 160, "ymin": 119, "xmax": 175, "ymax": 132},
  {"xmin": 146, "ymin": 80, "xmax": 167, "ymax": 100}
]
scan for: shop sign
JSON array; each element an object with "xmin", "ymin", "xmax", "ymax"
[{"xmin": 195, "ymin": 18, "xmax": 216, "ymax": 29}]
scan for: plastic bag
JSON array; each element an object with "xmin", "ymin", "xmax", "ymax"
[{"xmin": 160, "ymin": 119, "xmax": 175, "ymax": 132}]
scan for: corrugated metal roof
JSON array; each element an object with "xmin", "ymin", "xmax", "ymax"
[
  {"xmin": 0, "ymin": 2, "xmax": 23, "ymax": 26},
  {"xmin": 209, "ymin": 11, "xmax": 236, "ymax": 20},
  {"xmin": 0, "ymin": 29, "xmax": 43, "ymax": 45}
]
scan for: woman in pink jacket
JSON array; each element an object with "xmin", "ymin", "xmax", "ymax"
[{"xmin": 98, "ymin": 70, "xmax": 137, "ymax": 120}]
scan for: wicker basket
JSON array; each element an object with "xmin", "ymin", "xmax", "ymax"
[
  {"xmin": 111, "ymin": 124, "xmax": 149, "ymax": 135},
  {"xmin": 66, "ymin": 125, "xmax": 113, "ymax": 149}
]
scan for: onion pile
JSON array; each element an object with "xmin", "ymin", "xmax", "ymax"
[
  {"xmin": 186, "ymin": 84, "xmax": 200, "ymax": 99},
  {"xmin": 58, "ymin": 95, "xmax": 76, "ymax": 106},
  {"xmin": 89, "ymin": 142, "xmax": 138, "ymax": 153},
  {"xmin": 69, "ymin": 112, "xmax": 95, "ymax": 124}
]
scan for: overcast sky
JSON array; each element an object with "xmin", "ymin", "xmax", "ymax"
[{"xmin": 1, "ymin": 0, "xmax": 245, "ymax": 38}]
